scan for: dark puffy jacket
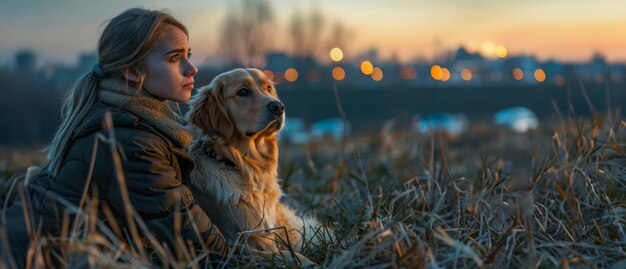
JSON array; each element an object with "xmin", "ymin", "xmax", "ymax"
[{"xmin": 6, "ymin": 102, "xmax": 228, "ymax": 266}]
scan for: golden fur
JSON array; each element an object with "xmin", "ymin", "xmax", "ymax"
[{"xmin": 186, "ymin": 68, "xmax": 321, "ymax": 253}]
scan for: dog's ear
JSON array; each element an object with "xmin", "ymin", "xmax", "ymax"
[
  {"xmin": 208, "ymin": 81, "xmax": 236, "ymax": 138},
  {"xmin": 187, "ymin": 76, "xmax": 235, "ymax": 138}
]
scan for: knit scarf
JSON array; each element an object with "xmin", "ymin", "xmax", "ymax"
[{"xmin": 97, "ymin": 78, "xmax": 193, "ymax": 148}]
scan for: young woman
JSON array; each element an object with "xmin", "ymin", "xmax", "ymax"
[{"xmin": 1, "ymin": 8, "xmax": 229, "ymax": 267}]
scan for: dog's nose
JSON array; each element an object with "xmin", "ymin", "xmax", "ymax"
[{"xmin": 267, "ymin": 101, "xmax": 285, "ymax": 116}]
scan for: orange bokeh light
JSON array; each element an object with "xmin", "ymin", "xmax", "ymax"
[
  {"xmin": 441, "ymin": 68, "xmax": 451, "ymax": 81},
  {"xmin": 273, "ymin": 72, "xmax": 284, "ymax": 84},
  {"xmin": 371, "ymin": 67, "xmax": 383, "ymax": 81},
  {"xmin": 534, "ymin": 69, "xmax": 546, "ymax": 82},
  {"xmin": 332, "ymin": 66, "xmax": 346, "ymax": 81},
  {"xmin": 284, "ymin": 68, "xmax": 298, "ymax": 82},
  {"xmin": 400, "ymin": 67, "xmax": 417, "ymax": 80},
  {"xmin": 431, "ymin": 65, "xmax": 443, "ymax": 80},
  {"xmin": 512, "ymin": 68, "xmax": 524, "ymax": 80},
  {"xmin": 461, "ymin": 68, "xmax": 472, "ymax": 81},
  {"xmin": 361, "ymin": 60, "xmax": 373, "ymax": 75},
  {"xmin": 263, "ymin": 70, "xmax": 274, "ymax": 80}
]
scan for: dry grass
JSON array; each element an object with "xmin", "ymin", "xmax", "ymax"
[{"xmin": 1, "ymin": 110, "xmax": 626, "ymax": 268}]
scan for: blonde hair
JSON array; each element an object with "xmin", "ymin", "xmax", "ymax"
[{"xmin": 46, "ymin": 8, "xmax": 188, "ymax": 176}]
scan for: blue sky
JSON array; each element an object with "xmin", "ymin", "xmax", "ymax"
[{"xmin": 1, "ymin": 0, "xmax": 625, "ymax": 66}]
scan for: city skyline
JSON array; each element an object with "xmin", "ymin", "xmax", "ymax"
[{"xmin": 2, "ymin": 0, "xmax": 626, "ymax": 67}]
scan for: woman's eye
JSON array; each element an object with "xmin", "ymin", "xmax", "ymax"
[
  {"xmin": 169, "ymin": 54, "xmax": 180, "ymax": 62},
  {"xmin": 237, "ymin": 88, "xmax": 250, "ymax": 97}
]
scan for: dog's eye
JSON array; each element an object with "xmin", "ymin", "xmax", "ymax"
[
  {"xmin": 237, "ymin": 88, "xmax": 251, "ymax": 97},
  {"xmin": 266, "ymin": 85, "xmax": 272, "ymax": 93}
]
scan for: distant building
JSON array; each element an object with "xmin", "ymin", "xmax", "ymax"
[
  {"xmin": 77, "ymin": 52, "xmax": 98, "ymax": 73},
  {"xmin": 15, "ymin": 49, "xmax": 37, "ymax": 73},
  {"xmin": 265, "ymin": 52, "xmax": 295, "ymax": 72}
]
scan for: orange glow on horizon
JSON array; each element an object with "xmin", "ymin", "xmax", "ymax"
[{"xmin": 332, "ymin": 66, "xmax": 346, "ymax": 80}]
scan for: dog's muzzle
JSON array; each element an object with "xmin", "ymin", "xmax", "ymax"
[{"xmin": 267, "ymin": 101, "xmax": 285, "ymax": 117}]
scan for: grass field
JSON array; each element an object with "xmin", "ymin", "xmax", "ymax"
[{"xmin": 1, "ymin": 112, "xmax": 625, "ymax": 268}]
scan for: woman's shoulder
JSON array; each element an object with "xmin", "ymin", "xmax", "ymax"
[{"xmin": 76, "ymin": 102, "xmax": 172, "ymax": 145}]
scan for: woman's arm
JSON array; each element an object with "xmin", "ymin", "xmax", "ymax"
[{"xmin": 106, "ymin": 132, "xmax": 230, "ymax": 260}]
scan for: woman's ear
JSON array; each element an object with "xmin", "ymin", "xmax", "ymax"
[{"xmin": 123, "ymin": 68, "xmax": 140, "ymax": 82}]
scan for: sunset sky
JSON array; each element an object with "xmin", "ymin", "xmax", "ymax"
[{"xmin": 1, "ymin": 0, "xmax": 625, "ymax": 66}]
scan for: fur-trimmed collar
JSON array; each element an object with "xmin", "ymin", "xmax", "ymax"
[{"xmin": 97, "ymin": 78, "xmax": 192, "ymax": 148}]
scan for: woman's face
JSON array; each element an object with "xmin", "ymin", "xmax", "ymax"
[{"xmin": 142, "ymin": 25, "xmax": 197, "ymax": 102}]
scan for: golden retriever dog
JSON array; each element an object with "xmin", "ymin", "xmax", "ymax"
[{"xmin": 185, "ymin": 68, "xmax": 323, "ymax": 257}]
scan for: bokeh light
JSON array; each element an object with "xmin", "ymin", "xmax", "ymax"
[
  {"xmin": 431, "ymin": 65, "xmax": 443, "ymax": 80},
  {"xmin": 400, "ymin": 67, "xmax": 417, "ymax": 80},
  {"xmin": 273, "ymin": 71, "xmax": 284, "ymax": 84},
  {"xmin": 480, "ymin": 41, "xmax": 496, "ymax": 57},
  {"xmin": 611, "ymin": 73, "xmax": 621, "ymax": 83},
  {"xmin": 555, "ymin": 74, "xmax": 565, "ymax": 86},
  {"xmin": 263, "ymin": 70, "xmax": 274, "ymax": 80},
  {"xmin": 461, "ymin": 68, "xmax": 472, "ymax": 81},
  {"xmin": 512, "ymin": 68, "xmax": 524, "ymax": 80},
  {"xmin": 360, "ymin": 60, "xmax": 373, "ymax": 75},
  {"xmin": 371, "ymin": 67, "xmax": 383, "ymax": 81},
  {"xmin": 595, "ymin": 73, "xmax": 604, "ymax": 84},
  {"xmin": 441, "ymin": 68, "xmax": 451, "ymax": 81},
  {"xmin": 284, "ymin": 68, "xmax": 298, "ymax": 82},
  {"xmin": 332, "ymin": 66, "xmax": 346, "ymax": 80},
  {"xmin": 495, "ymin": 45, "xmax": 508, "ymax": 58},
  {"xmin": 330, "ymin": 47, "xmax": 344, "ymax": 62},
  {"xmin": 534, "ymin": 69, "xmax": 546, "ymax": 82},
  {"xmin": 307, "ymin": 70, "xmax": 321, "ymax": 82}
]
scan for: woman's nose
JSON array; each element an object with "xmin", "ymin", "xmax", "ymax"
[{"xmin": 184, "ymin": 59, "xmax": 198, "ymax": 77}]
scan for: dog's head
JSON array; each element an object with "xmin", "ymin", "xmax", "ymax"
[{"xmin": 187, "ymin": 68, "xmax": 285, "ymax": 140}]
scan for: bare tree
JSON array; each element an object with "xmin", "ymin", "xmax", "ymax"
[
  {"xmin": 219, "ymin": 0, "xmax": 274, "ymax": 67},
  {"xmin": 325, "ymin": 22, "xmax": 351, "ymax": 57},
  {"xmin": 288, "ymin": 7, "xmax": 352, "ymax": 62},
  {"xmin": 289, "ymin": 7, "xmax": 325, "ymax": 60},
  {"xmin": 289, "ymin": 10, "xmax": 305, "ymax": 57}
]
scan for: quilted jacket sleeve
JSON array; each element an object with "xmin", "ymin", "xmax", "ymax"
[{"xmin": 107, "ymin": 132, "xmax": 229, "ymax": 259}]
